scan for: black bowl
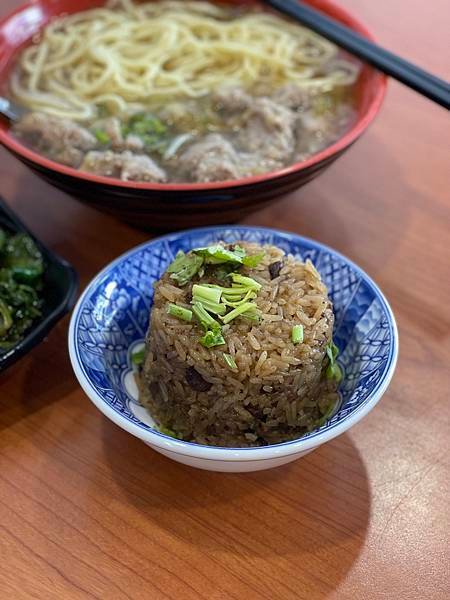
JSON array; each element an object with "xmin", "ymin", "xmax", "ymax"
[{"xmin": 0, "ymin": 196, "xmax": 78, "ymax": 372}]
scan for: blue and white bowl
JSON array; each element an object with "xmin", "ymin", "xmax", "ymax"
[{"xmin": 69, "ymin": 226, "xmax": 398, "ymax": 472}]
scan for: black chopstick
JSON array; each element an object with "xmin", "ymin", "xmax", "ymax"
[{"xmin": 264, "ymin": 0, "xmax": 450, "ymax": 110}]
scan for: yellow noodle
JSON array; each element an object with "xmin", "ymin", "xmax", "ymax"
[{"xmin": 11, "ymin": 0, "xmax": 359, "ymax": 121}]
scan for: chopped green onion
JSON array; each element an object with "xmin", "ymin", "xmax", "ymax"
[
  {"xmin": 192, "ymin": 298, "xmax": 226, "ymax": 316},
  {"xmin": 242, "ymin": 252, "xmax": 264, "ymax": 268},
  {"xmin": 223, "ymin": 353, "xmax": 238, "ymax": 370},
  {"xmin": 167, "ymin": 251, "xmax": 203, "ymax": 286},
  {"xmin": 291, "ymin": 324, "xmax": 304, "ymax": 344},
  {"xmin": 127, "ymin": 112, "xmax": 167, "ymax": 136},
  {"xmin": 222, "ymin": 286, "xmax": 250, "ymax": 297},
  {"xmin": 192, "ymin": 302, "xmax": 221, "ymax": 332},
  {"xmin": 222, "ymin": 289, "xmax": 257, "ymax": 307},
  {"xmin": 94, "ymin": 129, "xmax": 110, "ymax": 144},
  {"xmin": 200, "ymin": 329, "xmax": 226, "ymax": 348},
  {"xmin": 167, "ymin": 303, "xmax": 193, "ymax": 322},
  {"xmin": 221, "ymin": 302, "xmax": 259, "ymax": 324},
  {"xmin": 192, "ymin": 284, "xmax": 222, "ymax": 304},
  {"xmin": 230, "ymin": 273, "xmax": 262, "ymax": 291},
  {"xmin": 241, "ymin": 312, "xmax": 261, "ymax": 324},
  {"xmin": 131, "ymin": 348, "xmax": 145, "ymax": 366}
]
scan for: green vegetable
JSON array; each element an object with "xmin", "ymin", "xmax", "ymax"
[
  {"xmin": 3, "ymin": 233, "xmax": 44, "ymax": 284},
  {"xmin": 221, "ymin": 302, "xmax": 259, "ymax": 324},
  {"xmin": 131, "ymin": 348, "xmax": 145, "ymax": 366},
  {"xmin": 223, "ymin": 353, "xmax": 238, "ymax": 371},
  {"xmin": 0, "ymin": 299, "xmax": 13, "ymax": 336},
  {"xmin": 167, "ymin": 250, "xmax": 203, "ymax": 286},
  {"xmin": 127, "ymin": 112, "xmax": 167, "ymax": 135},
  {"xmin": 192, "ymin": 298, "xmax": 226, "ymax": 316},
  {"xmin": 242, "ymin": 252, "xmax": 264, "ymax": 268},
  {"xmin": 191, "ymin": 284, "xmax": 226, "ymax": 315},
  {"xmin": 0, "ymin": 229, "xmax": 44, "ymax": 350},
  {"xmin": 123, "ymin": 112, "xmax": 169, "ymax": 153},
  {"xmin": 221, "ymin": 286, "xmax": 251, "ymax": 298},
  {"xmin": 230, "ymin": 273, "xmax": 262, "ymax": 291},
  {"xmin": 192, "ymin": 244, "xmax": 263, "ymax": 267},
  {"xmin": 165, "ymin": 245, "xmax": 266, "ymax": 350},
  {"xmin": 325, "ymin": 341, "xmax": 343, "ymax": 382},
  {"xmin": 192, "ymin": 302, "xmax": 221, "ymax": 332},
  {"xmin": 159, "ymin": 425, "xmax": 178, "ymax": 438},
  {"xmin": 214, "ymin": 263, "xmax": 237, "ymax": 281},
  {"xmin": 192, "ymin": 284, "xmax": 222, "ymax": 304},
  {"xmin": 167, "ymin": 303, "xmax": 193, "ymax": 322},
  {"xmin": 222, "ymin": 289, "xmax": 256, "ymax": 307},
  {"xmin": 241, "ymin": 312, "xmax": 261, "ymax": 324},
  {"xmin": 193, "ymin": 245, "xmax": 244, "ymax": 265},
  {"xmin": 200, "ymin": 329, "xmax": 226, "ymax": 348},
  {"xmin": 326, "ymin": 341, "xmax": 339, "ymax": 363},
  {"xmin": 94, "ymin": 129, "xmax": 110, "ymax": 144},
  {"xmin": 291, "ymin": 324, "xmax": 304, "ymax": 344}
]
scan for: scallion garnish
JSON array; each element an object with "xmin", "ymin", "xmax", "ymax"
[
  {"xmin": 241, "ymin": 312, "xmax": 261, "ymax": 323},
  {"xmin": 192, "ymin": 302, "xmax": 221, "ymax": 332},
  {"xmin": 291, "ymin": 324, "xmax": 304, "ymax": 344},
  {"xmin": 167, "ymin": 250, "xmax": 203, "ymax": 286},
  {"xmin": 221, "ymin": 302, "xmax": 259, "ymax": 324},
  {"xmin": 325, "ymin": 341, "xmax": 343, "ymax": 382},
  {"xmin": 222, "ymin": 286, "xmax": 251, "ymax": 298},
  {"xmin": 131, "ymin": 348, "xmax": 145, "ymax": 366},
  {"xmin": 167, "ymin": 303, "xmax": 193, "ymax": 322},
  {"xmin": 195, "ymin": 299, "xmax": 226, "ymax": 316},
  {"xmin": 223, "ymin": 353, "xmax": 238, "ymax": 370},
  {"xmin": 94, "ymin": 129, "xmax": 110, "ymax": 144},
  {"xmin": 192, "ymin": 284, "xmax": 222, "ymax": 304},
  {"xmin": 222, "ymin": 289, "xmax": 257, "ymax": 307},
  {"xmin": 200, "ymin": 329, "xmax": 226, "ymax": 348},
  {"xmin": 230, "ymin": 273, "xmax": 262, "ymax": 291}
]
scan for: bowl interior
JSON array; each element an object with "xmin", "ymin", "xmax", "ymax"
[
  {"xmin": 0, "ymin": 0, "xmax": 386, "ymax": 192},
  {"xmin": 71, "ymin": 226, "xmax": 397, "ymax": 450}
]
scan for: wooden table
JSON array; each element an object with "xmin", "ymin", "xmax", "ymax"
[{"xmin": 1, "ymin": 1, "xmax": 449, "ymax": 598}]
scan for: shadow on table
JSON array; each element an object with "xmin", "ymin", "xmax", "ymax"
[{"xmin": 102, "ymin": 418, "xmax": 371, "ymax": 593}]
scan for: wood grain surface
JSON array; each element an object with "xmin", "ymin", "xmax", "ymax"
[{"xmin": 1, "ymin": 1, "xmax": 449, "ymax": 598}]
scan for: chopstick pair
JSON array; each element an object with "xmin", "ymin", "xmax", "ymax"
[{"xmin": 265, "ymin": 0, "xmax": 450, "ymax": 110}]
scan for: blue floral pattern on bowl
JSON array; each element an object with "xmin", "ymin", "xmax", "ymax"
[{"xmin": 70, "ymin": 226, "xmax": 398, "ymax": 450}]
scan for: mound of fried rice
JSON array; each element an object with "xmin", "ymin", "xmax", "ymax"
[{"xmin": 138, "ymin": 242, "xmax": 339, "ymax": 447}]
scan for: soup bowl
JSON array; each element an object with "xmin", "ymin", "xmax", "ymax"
[
  {"xmin": 69, "ymin": 226, "xmax": 398, "ymax": 472},
  {"xmin": 0, "ymin": 0, "xmax": 386, "ymax": 230}
]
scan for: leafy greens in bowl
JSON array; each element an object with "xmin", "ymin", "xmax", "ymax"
[{"xmin": 0, "ymin": 197, "xmax": 78, "ymax": 372}]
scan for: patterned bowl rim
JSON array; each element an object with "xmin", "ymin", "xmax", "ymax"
[{"xmin": 69, "ymin": 226, "xmax": 398, "ymax": 462}]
